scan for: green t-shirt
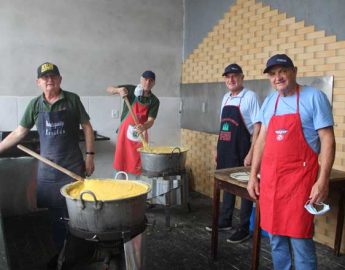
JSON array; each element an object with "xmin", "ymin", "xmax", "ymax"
[
  {"xmin": 119, "ymin": 85, "xmax": 160, "ymax": 122},
  {"xmin": 20, "ymin": 89, "xmax": 90, "ymax": 129}
]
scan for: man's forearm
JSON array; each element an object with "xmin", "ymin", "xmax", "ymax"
[
  {"xmin": 317, "ymin": 127, "xmax": 336, "ymax": 183},
  {"xmin": 82, "ymin": 121, "xmax": 95, "ymax": 153},
  {"xmin": 0, "ymin": 126, "xmax": 29, "ymax": 153},
  {"xmin": 250, "ymin": 125, "xmax": 266, "ymax": 176},
  {"xmin": 143, "ymin": 117, "xmax": 155, "ymax": 130},
  {"xmin": 248, "ymin": 123, "xmax": 261, "ymax": 155}
]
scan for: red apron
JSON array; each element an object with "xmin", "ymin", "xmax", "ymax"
[
  {"xmin": 113, "ymin": 98, "xmax": 149, "ymax": 175},
  {"xmin": 260, "ymin": 86, "xmax": 319, "ymax": 238}
]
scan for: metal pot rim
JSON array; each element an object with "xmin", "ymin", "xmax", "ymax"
[
  {"xmin": 60, "ymin": 179, "xmax": 151, "ymax": 202},
  {"xmin": 138, "ymin": 146, "xmax": 189, "ymax": 155}
]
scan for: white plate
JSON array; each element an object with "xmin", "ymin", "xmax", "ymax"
[{"xmin": 230, "ymin": 172, "xmax": 250, "ymax": 182}]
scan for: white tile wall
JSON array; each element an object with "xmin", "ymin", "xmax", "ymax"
[
  {"xmin": 0, "ymin": 95, "xmax": 181, "ymax": 178},
  {"xmin": 149, "ymin": 97, "xmax": 181, "ymax": 146},
  {"xmin": 87, "ymin": 96, "xmax": 122, "ymax": 140},
  {"xmin": 0, "ymin": 97, "xmax": 18, "ymax": 131},
  {"xmin": 17, "ymin": 96, "xmax": 36, "ymax": 129},
  {"xmin": 86, "ymin": 96, "xmax": 122, "ymax": 178},
  {"xmin": 80, "ymin": 97, "xmax": 89, "ymax": 114}
]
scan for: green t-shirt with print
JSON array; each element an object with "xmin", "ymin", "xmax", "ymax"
[
  {"xmin": 20, "ymin": 90, "xmax": 90, "ymax": 129},
  {"xmin": 119, "ymin": 84, "xmax": 160, "ymax": 122}
]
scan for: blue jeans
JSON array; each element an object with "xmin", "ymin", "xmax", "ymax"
[
  {"xmin": 269, "ymin": 234, "xmax": 317, "ymax": 270},
  {"xmin": 48, "ymin": 207, "xmax": 69, "ymax": 250}
]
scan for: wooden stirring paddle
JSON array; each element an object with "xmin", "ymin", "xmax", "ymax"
[
  {"xmin": 123, "ymin": 96, "xmax": 149, "ymax": 149},
  {"xmin": 17, "ymin": 144, "xmax": 84, "ymax": 182}
]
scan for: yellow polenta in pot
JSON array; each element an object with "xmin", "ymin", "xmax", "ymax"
[
  {"xmin": 66, "ymin": 179, "xmax": 149, "ymax": 201},
  {"xmin": 61, "ymin": 177, "xmax": 150, "ymax": 233}
]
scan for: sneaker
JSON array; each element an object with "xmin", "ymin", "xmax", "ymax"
[
  {"xmin": 205, "ymin": 224, "xmax": 232, "ymax": 232},
  {"xmin": 226, "ymin": 228, "xmax": 250, "ymax": 243}
]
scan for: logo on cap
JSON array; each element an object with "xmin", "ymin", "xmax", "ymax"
[
  {"xmin": 37, "ymin": 62, "xmax": 60, "ymax": 78},
  {"xmin": 41, "ymin": 63, "xmax": 54, "ymax": 73},
  {"xmin": 263, "ymin": 54, "xmax": 294, "ymax": 73},
  {"xmin": 222, "ymin": 63, "xmax": 243, "ymax": 76}
]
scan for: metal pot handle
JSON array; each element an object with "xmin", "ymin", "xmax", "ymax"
[
  {"xmin": 114, "ymin": 171, "xmax": 129, "ymax": 181},
  {"xmin": 170, "ymin": 147, "xmax": 181, "ymax": 158},
  {"xmin": 79, "ymin": 190, "xmax": 103, "ymax": 210}
]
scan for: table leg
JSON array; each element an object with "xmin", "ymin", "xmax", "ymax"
[
  {"xmin": 251, "ymin": 200, "xmax": 261, "ymax": 270},
  {"xmin": 334, "ymin": 190, "xmax": 345, "ymax": 256},
  {"xmin": 211, "ymin": 179, "xmax": 220, "ymax": 260}
]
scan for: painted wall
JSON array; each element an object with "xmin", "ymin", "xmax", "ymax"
[
  {"xmin": 0, "ymin": 0, "xmax": 183, "ymax": 97},
  {"xmin": 0, "ymin": 0, "xmax": 183, "ymax": 178},
  {"xmin": 184, "ymin": 0, "xmax": 235, "ymax": 59},
  {"xmin": 184, "ymin": 0, "xmax": 345, "ymax": 59}
]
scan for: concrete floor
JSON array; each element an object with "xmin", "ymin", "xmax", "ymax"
[{"xmin": 2, "ymin": 192, "xmax": 345, "ymax": 270}]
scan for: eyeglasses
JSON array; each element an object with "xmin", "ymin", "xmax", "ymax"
[{"xmin": 304, "ymin": 200, "xmax": 330, "ymax": 215}]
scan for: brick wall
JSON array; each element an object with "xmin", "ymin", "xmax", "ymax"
[{"xmin": 181, "ymin": 0, "xmax": 345, "ymax": 251}]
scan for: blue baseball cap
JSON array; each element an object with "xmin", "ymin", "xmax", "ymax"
[
  {"xmin": 142, "ymin": 70, "xmax": 155, "ymax": 80},
  {"xmin": 264, "ymin": 54, "xmax": 295, "ymax": 73},
  {"xmin": 222, "ymin": 63, "xmax": 243, "ymax": 76}
]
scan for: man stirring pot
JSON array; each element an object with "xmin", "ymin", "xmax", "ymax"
[{"xmin": 0, "ymin": 62, "xmax": 95, "ymax": 269}]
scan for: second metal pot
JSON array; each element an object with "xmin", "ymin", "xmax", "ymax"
[{"xmin": 139, "ymin": 146, "xmax": 188, "ymax": 175}]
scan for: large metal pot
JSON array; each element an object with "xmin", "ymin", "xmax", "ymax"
[
  {"xmin": 60, "ymin": 177, "xmax": 150, "ymax": 234},
  {"xmin": 139, "ymin": 146, "xmax": 188, "ymax": 175}
]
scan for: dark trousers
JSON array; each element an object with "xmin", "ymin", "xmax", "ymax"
[
  {"xmin": 219, "ymin": 191, "xmax": 253, "ymax": 231},
  {"xmin": 48, "ymin": 207, "xmax": 69, "ymax": 250}
]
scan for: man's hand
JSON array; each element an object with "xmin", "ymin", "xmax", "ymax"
[
  {"xmin": 85, "ymin": 155, "xmax": 95, "ymax": 177},
  {"xmin": 247, "ymin": 175, "xmax": 260, "ymax": 200},
  {"xmin": 309, "ymin": 178, "xmax": 329, "ymax": 204},
  {"xmin": 135, "ymin": 117, "xmax": 155, "ymax": 135},
  {"xmin": 106, "ymin": 86, "xmax": 128, "ymax": 97},
  {"xmin": 118, "ymin": 87, "xmax": 128, "ymax": 97},
  {"xmin": 243, "ymin": 152, "xmax": 252, "ymax": 166},
  {"xmin": 135, "ymin": 123, "xmax": 146, "ymax": 135}
]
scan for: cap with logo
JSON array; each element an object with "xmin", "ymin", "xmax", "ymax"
[
  {"xmin": 37, "ymin": 62, "xmax": 60, "ymax": 78},
  {"xmin": 222, "ymin": 63, "xmax": 243, "ymax": 76},
  {"xmin": 263, "ymin": 54, "xmax": 294, "ymax": 73},
  {"xmin": 142, "ymin": 70, "xmax": 155, "ymax": 80}
]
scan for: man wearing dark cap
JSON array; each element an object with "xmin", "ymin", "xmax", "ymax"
[
  {"xmin": 107, "ymin": 70, "xmax": 160, "ymax": 178},
  {"xmin": 248, "ymin": 54, "xmax": 335, "ymax": 269},
  {"xmin": 0, "ymin": 62, "xmax": 95, "ymax": 268},
  {"xmin": 206, "ymin": 63, "xmax": 261, "ymax": 244}
]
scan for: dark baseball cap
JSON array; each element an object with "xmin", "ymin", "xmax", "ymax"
[
  {"xmin": 263, "ymin": 54, "xmax": 295, "ymax": 73},
  {"xmin": 142, "ymin": 70, "xmax": 155, "ymax": 80},
  {"xmin": 222, "ymin": 63, "xmax": 243, "ymax": 76},
  {"xmin": 37, "ymin": 62, "xmax": 60, "ymax": 78}
]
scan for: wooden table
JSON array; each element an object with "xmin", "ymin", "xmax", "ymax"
[
  {"xmin": 211, "ymin": 167, "xmax": 345, "ymax": 270},
  {"xmin": 329, "ymin": 169, "xmax": 345, "ymax": 256},
  {"xmin": 211, "ymin": 167, "xmax": 261, "ymax": 270}
]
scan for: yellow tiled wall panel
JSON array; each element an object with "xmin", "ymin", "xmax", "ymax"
[{"xmin": 181, "ymin": 0, "xmax": 345, "ymax": 252}]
